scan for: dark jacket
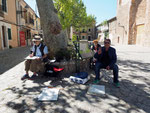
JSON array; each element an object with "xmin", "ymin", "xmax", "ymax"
[{"xmin": 94, "ymin": 46, "xmax": 117, "ymax": 68}]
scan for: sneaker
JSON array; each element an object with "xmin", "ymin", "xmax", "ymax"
[
  {"xmin": 29, "ymin": 74, "xmax": 37, "ymax": 80},
  {"xmin": 114, "ymin": 82, "xmax": 120, "ymax": 88},
  {"xmin": 93, "ymin": 79, "xmax": 100, "ymax": 84},
  {"xmin": 21, "ymin": 74, "xmax": 29, "ymax": 80}
]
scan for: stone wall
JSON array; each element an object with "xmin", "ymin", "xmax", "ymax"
[
  {"xmin": 109, "ymin": 19, "xmax": 117, "ymax": 45},
  {"xmin": 9, "ymin": 25, "xmax": 18, "ymax": 48},
  {"xmin": 116, "ymin": 0, "xmax": 130, "ymax": 45},
  {"xmin": 52, "ymin": 59, "xmax": 90, "ymax": 76},
  {"xmin": 116, "ymin": 0, "xmax": 150, "ymax": 47},
  {"xmin": 144, "ymin": 0, "xmax": 150, "ymax": 47},
  {"xmin": 136, "ymin": 0, "xmax": 146, "ymax": 25}
]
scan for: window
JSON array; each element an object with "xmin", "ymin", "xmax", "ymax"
[
  {"xmin": 2, "ymin": 0, "xmax": 7, "ymax": 12},
  {"xmin": 20, "ymin": 6, "xmax": 23, "ymax": 18},
  {"xmin": 88, "ymin": 36, "xmax": 91, "ymax": 40},
  {"xmin": 8, "ymin": 28, "xmax": 12, "ymax": 40},
  {"xmin": 82, "ymin": 29, "xmax": 85, "ymax": 33},
  {"xmin": 82, "ymin": 36, "xmax": 85, "ymax": 39},
  {"xmin": 36, "ymin": 21, "xmax": 38, "ymax": 30},
  {"xmin": 88, "ymin": 29, "xmax": 91, "ymax": 32}
]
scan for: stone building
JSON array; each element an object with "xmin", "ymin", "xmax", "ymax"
[
  {"xmin": 116, "ymin": 0, "xmax": 150, "ymax": 46},
  {"xmin": 108, "ymin": 17, "xmax": 117, "ymax": 45},
  {"xmin": 0, "ymin": 0, "xmax": 42, "ymax": 50},
  {"xmin": 0, "ymin": 0, "xmax": 18, "ymax": 50},
  {"xmin": 16, "ymin": 0, "xmax": 42, "ymax": 46},
  {"xmin": 96, "ymin": 21, "xmax": 109, "ymax": 43},
  {"xmin": 70, "ymin": 24, "xmax": 96, "ymax": 41},
  {"xmin": 96, "ymin": 17, "xmax": 117, "ymax": 44}
]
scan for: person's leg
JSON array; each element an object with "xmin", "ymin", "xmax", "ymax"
[
  {"xmin": 95, "ymin": 62, "xmax": 104, "ymax": 80},
  {"xmin": 25, "ymin": 60, "xmax": 31, "ymax": 74},
  {"xmin": 30, "ymin": 60, "xmax": 38, "ymax": 74},
  {"xmin": 21, "ymin": 60, "xmax": 31, "ymax": 80},
  {"xmin": 111, "ymin": 64, "xmax": 119, "ymax": 83},
  {"xmin": 30, "ymin": 60, "xmax": 45, "ymax": 77},
  {"xmin": 37, "ymin": 60, "xmax": 45, "ymax": 74}
]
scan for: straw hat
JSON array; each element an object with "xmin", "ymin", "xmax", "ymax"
[
  {"xmin": 32, "ymin": 35, "xmax": 43, "ymax": 41},
  {"xmin": 93, "ymin": 40, "xmax": 98, "ymax": 43}
]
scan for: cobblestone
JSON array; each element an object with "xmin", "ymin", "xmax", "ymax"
[{"xmin": 0, "ymin": 45, "xmax": 150, "ymax": 113}]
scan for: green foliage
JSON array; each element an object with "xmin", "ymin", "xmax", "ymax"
[
  {"xmin": 55, "ymin": 46, "xmax": 76, "ymax": 62},
  {"xmin": 86, "ymin": 15, "xmax": 96, "ymax": 27},
  {"xmin": 85, "ymin": 47, "xmax": 91, "ymax": 53},
  {"xmin": 72, "ymin": 34, "xmax": 77, "ymax": 42},
  {"xmin": 54, "ymin": 0, "xmax": 96, "ymax": 29},
  {"xmin": 104, "ymin": 31, "xmax": 109, "ymax": 39},
  {"xmin": 101, "ymin": 20, "xmax": 108, "ymax": 26}
]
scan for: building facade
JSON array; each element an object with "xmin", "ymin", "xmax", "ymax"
[
  {"xmin": 108, "ymin": 17, "xmax": 117, "ymax": 45},
  {"xmin": 0, "ymin": 0, "xmax": 18, "ymax": 50},
  {"xmin": 0, "ymin": 0, "xmax": 42, "ymax": 50},
  {"xmin": 16, "ymin": 0, "xmax": 42, "ymax": 46},
  {"xmin": 71, "ymin": 24, "xmax": 96, "ymax": 41},
  {"xmin": 96, "ymin": 22, "xmax": 109, "ymax": 43},
  {"xmin": 116, "ymin": 0, "xmax": 150, "ymax": 46}
]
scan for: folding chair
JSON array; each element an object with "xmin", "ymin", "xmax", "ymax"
[{"xmin": 100, "ymin": 69, "xmax": 113, "ymax": 83}]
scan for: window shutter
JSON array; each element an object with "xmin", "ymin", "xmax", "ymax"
[
  {"xmin": 2, "ymin": 0, "xmax": 7, "ymax": 12},
  {"xmin": 8, "ymin": 28, "xmax": 12, "ymax": 40}
]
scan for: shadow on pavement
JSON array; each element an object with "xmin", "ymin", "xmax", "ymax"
[
  {"xmin": 0, "ymin": 46, "xmax": 31, "ymax": 74},
  {"xmin": 4, "ymin": 58, "xmax": 150, "ymax": 113}
]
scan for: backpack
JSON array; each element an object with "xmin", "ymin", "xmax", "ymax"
[
  {"xmin": 34, "ymin": 43, "xmax": 45, "ymax": 57},
  {"xmin": 33, "ymin": 43, "xmax": 48, "ymax": 62},
  {"xmin": 44, "ymin": 64, "xmax": 64, "ymax": 77}
]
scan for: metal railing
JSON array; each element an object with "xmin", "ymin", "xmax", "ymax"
[{"xmin": 29, "ymin": 18, "xmax": 34, "ymax": 25}]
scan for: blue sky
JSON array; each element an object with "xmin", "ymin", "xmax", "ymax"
[{"xmin": 25, "ymin": 0, "xmax": 117, "ymax": 25}]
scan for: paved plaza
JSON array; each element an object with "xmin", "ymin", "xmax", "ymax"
[{"xmin": 0, "ymin": 45, "xmax": 150, "ymax": 113}]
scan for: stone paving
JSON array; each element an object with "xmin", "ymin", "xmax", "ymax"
[{"xmin": 0, "ymin": 45, "xmax": 150, "ymax": 113}]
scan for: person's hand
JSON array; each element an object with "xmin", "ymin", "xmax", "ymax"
[
  {"xmin": 29, "ymin": 54, "xmax": 33, "ymax": 57},
  {"xmin": 93, "ymin": 57, "xmax": 97, "ymax": 62},
  {"xmin": 106, "ymin": 66, "xmax": 110, "ymax": 70},
  {"xmin": 98, "ymin": 48, "xmax": 102, "ymax": 55}
]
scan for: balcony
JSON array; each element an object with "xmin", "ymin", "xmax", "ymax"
[
  {"xmin": 0, "ymin": 5, "xmax": 4, "ymax": 18},
  {"xmin": 29, "ymin": 18, "xmax": 34, "ymax": 25}
]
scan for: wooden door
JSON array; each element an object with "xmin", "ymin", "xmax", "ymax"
[{"xmin": 2, "ymin": 26, "xmax": 6, "ymax": 47}]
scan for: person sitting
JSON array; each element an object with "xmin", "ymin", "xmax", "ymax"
[
  {"xmin": 89, "ymin": 40, "xmax": 101, "ymax": 69},
  {"xmin": 91, "ymin": 40, "xmax": 101, "ymax": 53},
  {"xmin": 93, "ymin": 39, "xmax": 120, "ymax": 87},
  {"xmin": 21, "ymin": 35, "xmax": 49, "ymax": 80}
]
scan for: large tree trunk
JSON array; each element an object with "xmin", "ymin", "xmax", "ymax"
[{"xmin": 36, "ymin": 0, "xmax": 67, "ymax": 58}]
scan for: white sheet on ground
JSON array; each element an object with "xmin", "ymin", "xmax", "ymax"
[
  {"xmin": 88, "ymin": 85, "xmax": 105, "ymax": 95},
  {"xmin": 38, "ymin": 88, "xmax": 59, "ymax": 101}
]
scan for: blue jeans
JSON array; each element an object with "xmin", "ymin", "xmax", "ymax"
[{"xmin": 95, "ymin": 62, "xmax": 119, "ymax": 83}]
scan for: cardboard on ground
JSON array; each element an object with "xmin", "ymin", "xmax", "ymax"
[
  {"xmin": 88, "ymin": 85, "xmax": 105, "ymax": 95},
  {"xmin": 38, "ymin": 88, "xmax": 60, "ymax": 101}
]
